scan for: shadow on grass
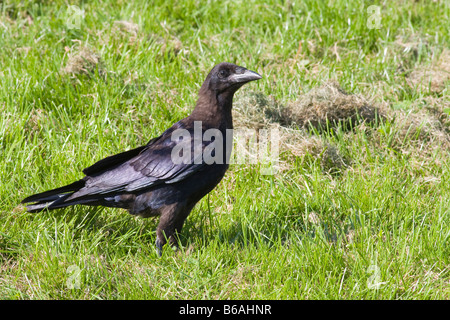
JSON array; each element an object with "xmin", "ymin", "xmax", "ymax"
[{"xmin": 11, "ymin": 205, "xmax": 159, "ymax": 258}]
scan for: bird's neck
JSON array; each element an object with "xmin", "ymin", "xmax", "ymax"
[{"xmin": 190, "ymin": 90, "xmax": 234, "ymax": 130}]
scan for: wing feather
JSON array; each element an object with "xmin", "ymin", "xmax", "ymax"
[{"xmin": 73, "ymin": 121, "xmax": 210, "ymax": 198}]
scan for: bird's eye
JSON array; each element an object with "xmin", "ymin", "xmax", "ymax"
[{"xmin": 218, "ymin": 69, "xmax": 228, "ymax": 79}]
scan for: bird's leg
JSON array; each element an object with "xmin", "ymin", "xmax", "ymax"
[
  {"xmin": 155, "ymin": 216, "xmax": 185, "ymax": 255},
  {"xmin": 155, "ymin": 226, "xmax": 181, "ymax": 256},
  {"xmin": 155, "ymin": 203, "xmax": 194, "ymax": 255},
  {"xmin": 155, "ymin": 238, "xmax": 164, "ymax": 257},
  {"xmin": 155, "ymin": 229, "xmax": 181, "ymax": 257}
]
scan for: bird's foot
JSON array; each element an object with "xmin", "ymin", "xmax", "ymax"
[
  {"xmin": 155, "ymin": 236, "xmax": 179, "ymax": 257},
  {"xmin": 155, "ymin": 238, "xmax": 163, "ymax": 257}
]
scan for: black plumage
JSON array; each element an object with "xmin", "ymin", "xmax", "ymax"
[{"xmin": 21, "ymin": 62, "xmax": 262, "ymax": 254}]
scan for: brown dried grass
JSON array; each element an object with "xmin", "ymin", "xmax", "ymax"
[
  {"xmin": 388, "ymin": 96, "xmax": 450, "ymax": 152},
  {"xmin": 61, "ymin": 45, "xmax": 106, "ymax": 77},
  {"xmin": 406, "ymin": 49, "xmax": 450, "ymax": 93},
  {"xmin": 280, "ymin": 80, "xmax": 384, "ymax": 130},
  {"xmin": 234, "ymin": 79, "xmax": 450, "ymax": 173},
  {"xmin": 233, "ymin": 85, "xmax": 357, "ymax": 173}
]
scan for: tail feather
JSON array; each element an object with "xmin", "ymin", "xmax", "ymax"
[
  {"xmin": 21, "ymin": 179, "xmax": 87, "ymax": 213},
  {"xmin": 21, "ymin": 180, "xmax": 86, "ymax": 204},
  {"xmin": 25, "ymin": 194, "xmax": 70, "ymax": 213},
  {"xmin": 26, "ymin": 195, "xmax": 101, "ymax": 213}
]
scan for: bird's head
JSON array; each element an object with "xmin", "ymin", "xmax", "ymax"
[
  {"xmin": 201, "ymin": 62, "xmax": 262, "ymax": 98},
  {"xmin": 192, "ymin": 62, "xmax": 262, "ymax": 123}
]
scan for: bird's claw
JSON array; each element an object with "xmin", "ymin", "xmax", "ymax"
[{"xmin": 155, "ymin": 238, "xmax": 163, "ymax": 257}]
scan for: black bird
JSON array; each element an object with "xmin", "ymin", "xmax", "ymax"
[{"xmin": 21, "ymin": 62, "xmax": 262, "ymax": 254}]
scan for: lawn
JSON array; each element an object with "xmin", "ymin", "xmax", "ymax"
[{"xmin": 0, "ymin": 0, "xmax": 449, "ymax": 299}]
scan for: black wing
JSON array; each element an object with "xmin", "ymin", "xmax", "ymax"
[{"xmin": 71, "ymin": 121, "xmax": 208, "ymax": 198}]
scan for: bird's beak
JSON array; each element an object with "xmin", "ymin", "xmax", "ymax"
[{"xmin": 230, "ymin": 68, "xmax": 262, "ymax": 84}]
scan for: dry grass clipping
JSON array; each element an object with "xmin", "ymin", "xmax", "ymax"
[
  {"xmin": 233, "ymin": 81, "xmax": 378, "ymax": 171},
  {"xmin": 233, "ymin": 77, "xmax": 450, "ymax": 174},
  {"xmin": 389, "ymin": 98, "xmax": 450, "ymax": 152},
  {"xmin": 113, "ymin": 20, "xmax": 139, "ymax": 40},
  {"xmin": 62, "ymin": 45, "xmax": 106, "ymax": 77},
  {"xmin": 275, "ymin": 125, "xmax": 347, "ymax": 173},
  {"xmin": 233, "ymin": 90, "xmax": 350, "ymax": 173},
  {"xmin": 233, "ymin": 91, "xmax": 282, "ymax": 129},
  {"xmin": 407, "ymin": 49, "xmax": 450, "ymax": 93},
  {"xmin": 281, "ymin": 81, "xmax": 384, "ymax": 130},
  {"xmin": 233, "ymin": 81, "xmax": 379, "ymax": 172}
]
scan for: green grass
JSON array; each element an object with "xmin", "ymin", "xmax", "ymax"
[{"xmin": 1, "ymin": 0, "xmax": 449, "ymax": 299}]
